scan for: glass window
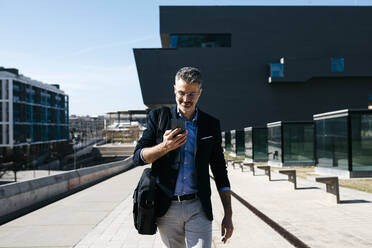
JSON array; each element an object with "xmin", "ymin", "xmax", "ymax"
[
  {"xmin": 13, "ymin": 95, "xmax": 20, "ymax": 102},
  {"xmin": 283, "ymin": 124, "xmax": 314, "ymax": 164},
  {"xmin": 33, "ymin": 106, "xmax": 41, "ymax": 123},
  {"xmin": 14, "ymin": 124, "xmax": 27, "ymax": 144},
  {"xmin": 253, "ymin": 128, "xmax": 268, "ymax": 162},
  {"xmin": 231, "ymin": 130, "xmax": 236, "ymax": 153},
  {"xmin": 245, "ymin": 128, "xmax": 253, "ymax": 160},
  {"xmin": 13, "ymin": 103, "xmax": 22, "ymax": 122},
  {"xmin": 34, "ymin": 124, "xmax": 42, "ymax": 141},
  {"xmin": 170, "ymin": 35, "xmax": 179, "ymax": 48},
  {"xmin": 13, "ymin": 82, "xmax": 20, "ymax": 92},
  {"xmin": 13, "ymin": 82, "xmax": 27, "ymax": 102},
  {"xmin": 26, "ymin": 87, "xmax": 36, "ymax": 103},
  {"xmin": 48, "ymin": 126, "xmax": 55, "ymax": 140},
  {"xmin": 225, "ymin": 131, "xmax": 231, "ymax": 151},
  {"xmin": 42, "ymin": 125, "xmax": 48, "ymax": 141},
  {"xmin": 47, "ymin": 94, "xmax": 52, "ymax": 106},
  {"xmin": 331, "ymin": 58, "xmax": 344, "ymax": 72},
  {"xmin": 268, "ymin": 126, "xmax": 282, "ymax": 163},
  {"xmin": 42, "ymin": 108, "xmax": 47, "ymax": 123},
  {"xmin": 55, "ymin": 95, "xmax": 62, "ymax": 108},
  {"xmin": 26, "ymin": 105, "xmax": 32, "ymax": 122},
  {"xmin": 5, "ymin": 125, "xmax": 9, "ymax": 144},
  {"xmin": 5, "ymin": 103, "xmax": 8, "ymax": 122},
  {"xmin": 4, "ymin": 80, "xmax": 8, "ymax": 100},
  {"xmin": 65, "ymin": 96, "xmax": 69, "ymax": 124},
  {"xmin": 56, "ymin": 126, "xmax": 61, "ymax": 140},
  {"xmin": 316, "ymin": 117, "xmax": 348, "ymax": 170},
  {"xmin": 169, "ymin": 34, "xmax": 231, "ymax": 48},
  {"xmin": 40, "ymin": 91, "xmax": 51, "ymax": 106},
  {"xmin": 221, "ymin": 131, "xmax": 225, "ymax": 149},
  {"xmin": 351, "ymin": 113, "xmax": 372, "ymax": 171},
  {"xmin": 29, "ymin": 125, "xmax": 34, "ymax": 142},
  {"xmin": 270, "ymin": 63, "xmax": 284, "ymax": 77},
  {"xmin": 35, "ymin": 88, "xmax": 41, "ymax": 104},
  {"xmin": 47, "ymin": 109, "xmax": 53, "ymax": 123},
  {"xmin": 235, "ymin": 130, "xmax": 245, "ymax": 156},
  {"xmin": 65, "ymin": 126, "xmax": 69, "ymax": 140}
]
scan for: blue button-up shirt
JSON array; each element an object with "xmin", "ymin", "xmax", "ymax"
[{"xmin": 174, "ymin": 108, "xmax": 198, "ymax": 196}]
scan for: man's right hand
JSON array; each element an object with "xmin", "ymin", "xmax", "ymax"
[
  {"xmin": 162, "ymin": 128, "xmax": 188, "ymax": 153},
  {"xmin": 141, "ymin": 128, "xmax": 188, "ymax": 164}
]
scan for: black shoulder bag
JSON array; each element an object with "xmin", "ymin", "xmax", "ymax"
[{"xmin": 133, "ymin": 107, "xmax": 170, "ymax": 235}]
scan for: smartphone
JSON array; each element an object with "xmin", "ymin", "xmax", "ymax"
[{"xmin": 171, "ymin": 119, "xmax": 186, "ymax": 136}]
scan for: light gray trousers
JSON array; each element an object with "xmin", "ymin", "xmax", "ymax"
[{"xmin": 157, "ymin": 198, "xmax": 212, "ymax": 248}]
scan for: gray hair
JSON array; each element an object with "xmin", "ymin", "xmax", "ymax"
[{"xmin": 175, "ymin": 67, "xmax": 202, "ymax": 87}]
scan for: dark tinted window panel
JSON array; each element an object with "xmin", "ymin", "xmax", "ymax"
[
  {"xmin": 245, "ymin": 128, "xmax": 253, "ymax": 160},
  {"xmin": 170, "ymin": 34, "xmax": 231, "ymax": 48},
  {"xmin": 270, "ymin": 63, "xmax": 284, "ymax": 77},
  {"xmin": 253, "ymin": 128, "xmax": 268, "ymax": 162},
  {"xmin": 351, "ymin": 114, "xmax": 372, "ymax": 171},
  {"xmin": 231, "ymin": 130, "xmax": 236, "ymax": 153},
  {"xmin": 283, "ymin": 124, "xmax": 314, "ymax": 164},
  {"xmin": 268, "ymin": 126, "xmax": 282, "ymax": 163},
  {"xmin": 235, "ymin": 130, "xmax": 245, "ymax": 156},
  {"xmin": 316, "ymin": 117, "xmax": 348, "ymax": 170},
  {"xmin": 225, "ymin": 131, "xmax": 231, "ymax": 151},
  {"xmin": 331, "ymin": 58, "xmax": 344, "ymax": 72}
]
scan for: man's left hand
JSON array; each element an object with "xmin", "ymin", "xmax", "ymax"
[{"xmin": 221, "ymin": 215, "xmax": 234, "ymax": 244}]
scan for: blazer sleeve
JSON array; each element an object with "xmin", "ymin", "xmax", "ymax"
[
  {"xmin": 209, "ymin": 120, "xmax": 231, "ymax": 190},
  {"xmin": 132, "ymin": 109, "xmax": 158, "ymax": 166}
]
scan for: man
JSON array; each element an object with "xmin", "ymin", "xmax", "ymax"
[{"xmin": 133, "ymin": 67, "xmax": 233, "ymax": 248}]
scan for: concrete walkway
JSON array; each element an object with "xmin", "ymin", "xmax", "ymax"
[
  {"xmin": 1, "ymin": 164, "xmax": 371, "ymax": 247},
  {"xmin": 0, "ymin": 165, "xmax": 291, "ymax": 248}
]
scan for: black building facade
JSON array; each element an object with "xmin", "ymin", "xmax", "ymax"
[{"xmin": 134, "ymin": 6, "xmax": 372, "ymax": 131}]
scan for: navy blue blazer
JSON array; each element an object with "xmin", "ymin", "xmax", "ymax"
[{"xmin": 133, "ymin": 105, "xmax": 230, "ymax": 221}]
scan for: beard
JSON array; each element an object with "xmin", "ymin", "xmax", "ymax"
[{"xmin": 178, "ymin": 101, "xmax": 194, "ymax": 112}]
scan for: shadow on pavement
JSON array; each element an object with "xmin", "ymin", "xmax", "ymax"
[
  {"xmin": 340, "ymin": 199, "xmax": 371, "ymax": 204},
  {"xmin": 296, "ymin": 187, "xmax": 319, "ymax": 190}
]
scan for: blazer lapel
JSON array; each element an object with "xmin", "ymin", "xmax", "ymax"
[{"xmin": 195, "ymin": 109, "xmax": 206, "ymax": 170}]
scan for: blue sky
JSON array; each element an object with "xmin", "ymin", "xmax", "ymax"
[{"xmin": 1, "ymin": 0, "xmax": 370, "ymax": 116}]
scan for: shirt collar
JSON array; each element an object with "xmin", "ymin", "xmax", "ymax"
[{"xmin": 177, "ymin": 105, "xmax": 198, "ymax": 122}]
